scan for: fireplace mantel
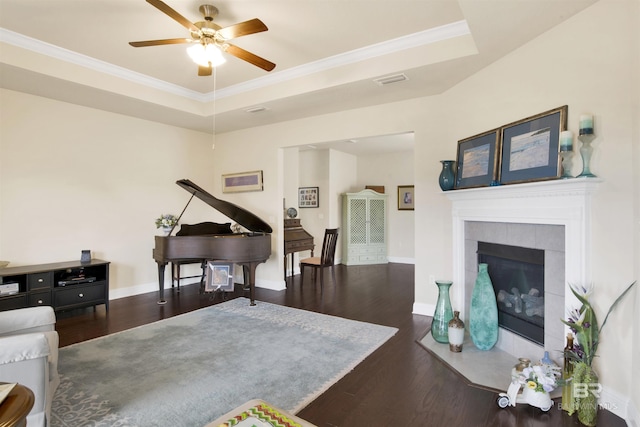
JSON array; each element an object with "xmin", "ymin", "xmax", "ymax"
[
  {"xmin": 445, "ymin": 177, "xmax": 602, "ymax": 211},
  {"xmin": 444, "ymin": 177, "xmax": 602, "ymax": 359}
]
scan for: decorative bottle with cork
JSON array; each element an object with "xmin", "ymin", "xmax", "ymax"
[{"xmin": 562, "ymin": 332, "xmax": 574, "ymax": 413}]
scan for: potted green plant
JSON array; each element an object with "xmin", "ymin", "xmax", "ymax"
[{"xmin": 561, "ymin": 281, "xmax": 636, "ymax": 426}]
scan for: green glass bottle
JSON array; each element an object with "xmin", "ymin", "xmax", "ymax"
[
  {"xmin": 562, "ymin": 332, "xmax": 575, "ymax": 414},
  {"xmin": 431, "ymin": 281, "xmax": 454, "ymax": 343}
]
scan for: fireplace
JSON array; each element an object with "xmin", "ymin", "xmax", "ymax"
[
  {"xmin": 445, "ymin": 178, "xmax": 602, "ymax": 363},
  {"xmin": 477, "ymin": 241, "xmax": 545, "ymax": 346}
]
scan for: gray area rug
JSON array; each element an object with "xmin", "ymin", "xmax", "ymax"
[{"xmin": 51, "ymin": 298, "xmax": 398, "ymax": 427}]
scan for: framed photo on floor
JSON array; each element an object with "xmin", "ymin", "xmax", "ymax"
[
  {"xmin": 454, "ymin": 128, "xmax": 501, "ymax": 189},
  {"xmin": 499, "ymin": 105, "xmax": 567, "ymax": 185},
  {"xmin": 204, "ymin": 261, "xmax": 234, "ymax": 292}
]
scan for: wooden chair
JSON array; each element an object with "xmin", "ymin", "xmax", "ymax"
[{"xmin": 300, "ymin": 228, "xmax": 339, "ymax": 286}]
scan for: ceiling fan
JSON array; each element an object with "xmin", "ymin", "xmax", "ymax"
[{"xmin": 129, "ymin": 0, "xmax": 276, "ymax": 76}]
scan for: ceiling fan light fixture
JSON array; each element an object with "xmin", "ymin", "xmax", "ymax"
[{"xmin": 187, "ymin": 43, "xmax": 226, "ymax": 67}]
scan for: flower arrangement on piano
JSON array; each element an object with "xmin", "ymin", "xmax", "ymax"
[{"xmin": 155, "ymin": 214, "xmax": 178, "ymax": 229}]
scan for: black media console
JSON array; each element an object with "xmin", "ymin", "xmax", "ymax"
[{"xmin": 0, "ymin": 259, "xmax": 110, "ymax": 312}]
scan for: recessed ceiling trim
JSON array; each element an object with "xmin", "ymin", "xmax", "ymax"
[
  {"xmin": 0, "ymin": 28, "xmax": 209, "ymax": 102},
  {"xmin": 0, "ymin": 19, "xmax": 469, "ymax": 104},
  {"xmin": 214, "ymin": 20, "xmax": 470, "ymax": 100}
]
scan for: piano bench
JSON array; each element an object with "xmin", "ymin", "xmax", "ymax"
[{"xmin": 170, "ymin": 261, "xmax": 206, "ymax": 288}]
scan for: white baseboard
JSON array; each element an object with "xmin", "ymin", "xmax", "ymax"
[
  {"xmin": 600, "ymin": 385, "xmax": 635, "ymax": 425},
  {"xmin": 255, "ymin": 279, "xmax": 286, "ymax": 291},
  {"xmin": 412, "ymin": 302, "xmax": 434, "ymax": 317},
  {"xmin": 108, "ymin": 277, "xmax": 286, "ymax": 301},
  {"xmin": 627, "ymin": 398, "xmax": 639, "ymax": 427},
  {"xmin": 110, "ymin": 281, "xmax": 157, "ymax": 300},
  {"xmin": 386, "ymin": 256, "xmax": 415, "ymax": 264}
]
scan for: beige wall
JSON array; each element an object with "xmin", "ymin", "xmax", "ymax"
[
  {"xmin": 356, "ymin": 149, "xmax": 415, "ymax": 262},
  {"xmin": 631, "ymin": 0, "xmax": 640, "ymax": 416},
  {"xmin": 0, "ymin": 0, "xmax": 637, "ymax": 421},
  {"xmin": 0, "ymin": 89, "xmax": 216, "ymax": 297}
]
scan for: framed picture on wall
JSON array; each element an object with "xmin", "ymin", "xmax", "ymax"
[
  {"xmin": 397, "ymin": 185, "xmax": 414, "ymax": 210},
  {"xmin": 222, "ymin": 170, "xmax": 263, "ymax": 193},
  {"xmin": 499, "ymin": 105, "xmax": 567, "ymax": 185},
  {"xmin": 454, "ymin": 128, "xmax": 501, "ymax": 189},
  {"xmin": 298, "ymin": 187, "xmax": 319, "ymax": 208}
]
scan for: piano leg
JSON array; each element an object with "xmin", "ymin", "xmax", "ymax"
[
  {"xmin": 239, "ymin": 262, "xmax": 259, "ymax": 306},
  {"xmin": 157, "ymin": 262, "xmax": 168, "ymax": 305}
]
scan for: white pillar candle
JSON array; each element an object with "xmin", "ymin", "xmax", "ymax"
[
  {"xmin": 579, "ymin": 114, "xmax": 594, "ymax": 135},
  {"xmin": 559, "ymin": 130, "xmax": 573, "ymax": 151}
]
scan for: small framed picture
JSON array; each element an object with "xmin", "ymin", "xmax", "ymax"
[
  {"xmin": 204, "ymin": 261, "xmax": 234, "ymax": 292},
  {"xmin": 397, "ymin": 185, "xmax": 414, "ymax": 210},
  {"xmin": 499, "ymin": 105, "xmax": 567, "ymax": 185},
  {"xmin": 222, "ymin": 170, "xmax": 263, "ymax": 193},
  {"xmin": 298, "ymin": 187, "xmax": 319, "ymax": 208},
  {"xmin": 455, "ymin": 129, "xmax": 501, "ymax": 189}
]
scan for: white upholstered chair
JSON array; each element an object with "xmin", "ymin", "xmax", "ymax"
[{"xmin": 0, "ymin": 306, "xmax": 60, "ymax": 427}]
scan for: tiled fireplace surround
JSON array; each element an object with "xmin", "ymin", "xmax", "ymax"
[{"xmin": 444, "ymin": 178, "xmax": 602, "ymax": 364}]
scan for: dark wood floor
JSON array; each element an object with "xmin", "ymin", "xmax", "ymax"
[{"xmin": 55, "ymin": 263, "xmax": 625, "ymax": 427}]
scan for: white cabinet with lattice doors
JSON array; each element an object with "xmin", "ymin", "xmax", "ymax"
[{"xmin": 342, "ymin": 189, "xmax": 388, "ymax": 265}]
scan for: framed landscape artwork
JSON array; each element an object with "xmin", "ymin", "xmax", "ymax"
[
  {"xmin": 499, "ymin": 105, "xmax": 567, "ymax": 185},
  {"xmin": 222, "ymin": 170, "xmax": 263, "ymax": 193},
  {"xmin": 454, "ymin": 129, "xmax": 501, "ymax": 189}
]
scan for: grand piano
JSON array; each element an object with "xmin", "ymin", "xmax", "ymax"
[{"xmin": 152, "ymin": 179, "xmax": 272, "ymax": 306}]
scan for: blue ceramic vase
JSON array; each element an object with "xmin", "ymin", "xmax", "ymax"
[
  {"xmin": 438, "ymin": 160, "xmax": 455, "ymax": 191},
  {"xmin": 469, "ymin": 263, "xmax": 498, "ymax": 350},
  {"xmin": 431, "ymin": 281, "xmax": 454, "ymax": 343}
]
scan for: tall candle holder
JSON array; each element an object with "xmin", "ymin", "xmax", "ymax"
[
  {"xmin": 577, "ymin": 133, "xmax": 597, "ymax": 177},
  {"xmin": 559, "ymin": 152, "xmax": 573, "ymax": 178}
]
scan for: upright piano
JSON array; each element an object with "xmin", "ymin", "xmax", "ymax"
[
  {"xmin": 283, "ymin": 219, "xmax": 314, "ymax": 279},
  {"xmin": 152, "ymin": 179, "xmax": 272, "ymax": 305}
]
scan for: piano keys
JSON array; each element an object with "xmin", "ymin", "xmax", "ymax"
[{"xmin": 152, "ymin": 179, "xmax": 272, "ymax": 305}]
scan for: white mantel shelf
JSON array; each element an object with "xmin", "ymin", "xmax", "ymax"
[
  {"xmin": 444, "ymin": 177, "xmax": 603, "ymax": 202},
  {"xmin": 443, "ymin": 177, "xmax": 603, "ymax": 227}
]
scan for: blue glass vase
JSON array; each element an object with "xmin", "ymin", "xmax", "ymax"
[
  {"xmin": 438, "ymin": 160, "xmax": 455, "ymax": 191},
  {"xmin": 431, "ymin": 281, "xmax": 454, "ymax": 343},
  {"xmin": 469, "ymin": 263, "xmax": 498, "ymax": 350}
]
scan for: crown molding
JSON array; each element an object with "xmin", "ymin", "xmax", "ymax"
[
  {"xmin": 0, "ymin": 28, "xmax": 209, "ymax": 102},
  {"xmin": 214, "ymin": 20, "xmax": 470, "ymax": 100},
  {"xmin": 1, "ymin": 20, "xmax": 469, "ymax": 103}
]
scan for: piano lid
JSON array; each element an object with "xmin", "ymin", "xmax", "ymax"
[{"xmin": 176, "ymin": 179, "xmax": 272, "ymax": 234}]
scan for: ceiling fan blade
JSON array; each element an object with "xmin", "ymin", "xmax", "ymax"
[
  {"xmin": 224, "ymin": 44, "xmax": 276, "ymax": 72},
  {"xmin": 217, "ymin": 18, "xmax": 268, "ymax": 40},
  {"xmin": 129, "ymin": 38, "xmax": 193, "ymax": 47},
  {"xmin": 146, "ymin": 0, "xmax": 199, "ymax": 33},
  {"xmin": 198, "ymin": 65, "xmax": 213, "ymax": 76}
]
